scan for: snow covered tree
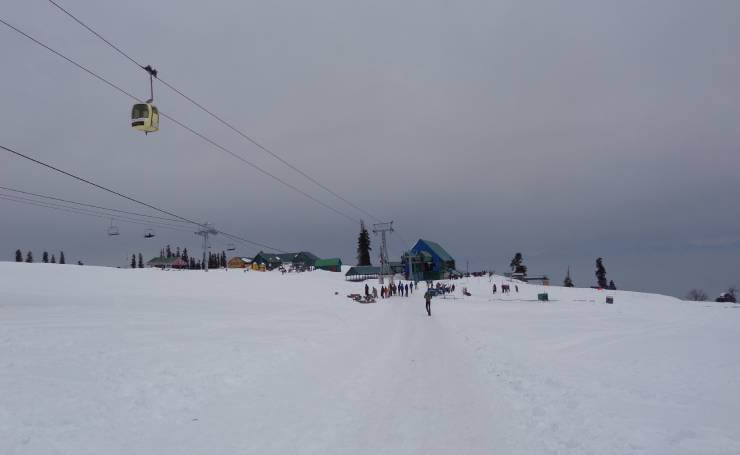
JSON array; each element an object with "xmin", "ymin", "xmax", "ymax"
[
  {"xmin": 595, "ymin": 257, "xmax": 607, "ymax": 288},
  {"xmin": 15, "ymin": 249, "xmax": 22, "ymax": 262},
  {"xmin": 608, "ymin": 280, "xmax": 617, "ymax": 290},
  {"xmin": 563, "ymin": 267, "xmax": 574, "ymax": 287},
  {"xmin": 51, "ymin": 254, "xmax": 56, "ymax": 264},
  {"xmin": 138, "ymin": 253, "xmax": 144, "ymax": 268},
  {"xmin": 42, "ymin": 252, "xmax": 49, "ymax": 263},
  {"xmin": 510, "ymin": 253, "xmax": 527, "ymax": 276},
  {"xmin": 356, "ymin": 220, "xmax": 372, "ymax": 266},
  {"xmin": 25, "ymin": 251, "xmax": 33, "ymax": 263},
  {"xmin": 686, "ymin": 289, "xmax": 707, "ymax": 301},
  {"xmin": 131, "ymin": 254, "xmax": 137, "ymax": 268},
  {"xmin": 59, "ymin": 251, "xmax": 65, "ymax": 264}
]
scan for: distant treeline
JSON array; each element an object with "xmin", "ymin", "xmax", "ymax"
[{"xmin": 14, "ymin": 249, "xmax": 70, "ymax": 264}]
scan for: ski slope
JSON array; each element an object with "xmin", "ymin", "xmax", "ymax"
[{"xmin": 1, "ymin": 262, "xmax": 738, "ymax": 454}]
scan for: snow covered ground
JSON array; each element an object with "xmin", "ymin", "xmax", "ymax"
[{"xmin": 1, "ymin": 262, "xmax": 738, "ymax": 454}]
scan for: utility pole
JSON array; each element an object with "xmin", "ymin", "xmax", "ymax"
[
  {"xmin": 372, "ymin": 221, "xmax": 394, "ymax": 286},
  {"xmin": 194, "ymin": 223, "xmax": 218, "ymax": 272}
]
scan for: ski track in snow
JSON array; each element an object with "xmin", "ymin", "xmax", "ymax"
[{"xmin": 1, "ymin": 263, "xmax": 739, "ymax": 454}]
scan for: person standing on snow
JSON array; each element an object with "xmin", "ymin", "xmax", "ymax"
[
  {"xmin": 424, "ymin": 290, "xmax": 432, "ymax": 316},
  {"xmin": 405, "ymin": 283, "xmax": 409, "ymax": 297},
  {"xmin": 365, "ymin": 283, "xmax": 369, "ymax": 297}
]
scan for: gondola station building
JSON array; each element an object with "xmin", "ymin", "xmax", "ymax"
[{"xmin": 402, "ymin": 239, "xmax": 457, "ymax": 281}]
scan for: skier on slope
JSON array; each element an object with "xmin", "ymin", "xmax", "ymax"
[{"xmin": 424, "ymin": 290, "xmax": 432, "ymax": 317}]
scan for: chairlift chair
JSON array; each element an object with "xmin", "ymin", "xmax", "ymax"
[
  {"xmin": 107, "ymin": 219, "xmax": 120, "ymax": 236},
  {"xmin": 144, "ymin": 228, "xmax": 156, "ymax": 238},
  {"xmin": 227, "ymin": 243, "xmax": 236, "ymax": 251}
]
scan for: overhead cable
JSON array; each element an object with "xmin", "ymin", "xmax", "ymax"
[
  {"xmin": 46, "ymin": 0, "xmax": 379, "ymax": 222},
  {"xmin": 0, "ymin": 16, "xmax": 359, "ymax": 224}
]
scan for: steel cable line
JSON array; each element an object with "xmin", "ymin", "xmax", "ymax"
[
  {"xmin": 0, "ymin": 193, "xmax": 282, "ymax": 253},
  {"xmin": 46, "ymin": 0, "xmax": 380, "ymax": 222},
  {"xmin": 0, "ymin": 192, "xmax": 196, "ymax": 231},
  {"xmin": 0, "ymin": 195, "xmax": 196, "ymax": 233},
  {"xmin": 0, "ymin": 143, "xmax": 285, "ymax": 252},
  {"xmin": 0, "ymin": 17, "xmax": 359, "ymax": 224},
  {"xmin": 0, "ymin": 185, "xmax": 190, "ymax": 224}
]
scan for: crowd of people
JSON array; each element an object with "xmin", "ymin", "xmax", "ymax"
[{"xmin": 365, "ymin": 281, "xmax": 418, "ymax": 300}]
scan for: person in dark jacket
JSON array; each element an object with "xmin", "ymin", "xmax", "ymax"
[
  {"xmin": 424, "ymin": 291, "xmax": 432, "ymax": 316},
  {"xmin": 405, "ymin": 283, "xmax": 409, "ymax": 297},
  {"xmin": 365, "ymin": 283, "xmax": 369, "ymax": 297}
]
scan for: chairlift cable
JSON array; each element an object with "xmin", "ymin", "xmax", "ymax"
[
  {"xmin": 0, "ymin": 144, "xmax": 284, "ymax": 251},
  {"xmin": 0, "ymin": 195, "xmax": 195, "ymax": 234},
  {"xmin": 0, "ymin": 193, "xmax": 196, "ymax": 231},
  {"xmin": 0, "ymin": 185, "xmax": 190, "ymax": 224}
]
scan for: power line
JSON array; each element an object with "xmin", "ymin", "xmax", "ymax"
[
  {"xmin": 0, "ymin": 16, "xmax": 359, "ymax": 225},
  {"xmin": 0, "ymin": 143, "xmax": 285, "ymax": 252},
  {"xmin": 46, "ymin": 0, "xmax": 379, "ymax": 222}
]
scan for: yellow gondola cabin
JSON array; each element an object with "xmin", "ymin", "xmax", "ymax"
[{"xmin": 131, "ymin": 103, "xmax": 159, "ymax": 133}]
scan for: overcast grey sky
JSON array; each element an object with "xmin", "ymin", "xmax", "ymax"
[{"xmin": 1, "ymin": 0, "xmax": 739, "ymax": 297}]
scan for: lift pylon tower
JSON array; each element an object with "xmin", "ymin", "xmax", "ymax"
[
  {"xmin": 194, "ymin": 223, "xmax": 218, "ymax": 272},
  {"xmin": 372, "ymin": 221, "xmax": 394, "ymax": 285}
]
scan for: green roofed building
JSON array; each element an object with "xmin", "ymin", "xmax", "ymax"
[
  {"xmin": 315, "ymin": 258, "xmax": 342, "ymax": 272},
  {"xmin": 276, "ymin": 251, "xmax": 319, "ymax": 268}
]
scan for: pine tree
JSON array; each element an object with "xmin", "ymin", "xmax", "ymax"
[
  {"xmin": 15, "ymin": 249, "xmax": 22, "ymax": 262},
  {"xmin": 25, "ymin": 251, "xmax": 33, "ymax": 263},
  {"xmin": 138, "ymin": 253, "xmax": 144, "ymax": 268},
  {"xmin": 356, "ymin": 220, "xmax": 372, "ymax": 266},
  {"xmin": 51, "ymin": 254, "xmax": 56, "ymax": 264},
  {"xmin": 595, "ymin": 257, "xmax": 608, "ymax": 288},
  {"xmin": 221, "ymin": 251, "xmax": 227, "ymax": 268},
  {"xmin": 563, "ymin": 267, "xmax": 574, "ymax": 287},
  {"xmin": 42, "ymin": 252, "xmax": 49, "ymax": 263},
  {"xmin": 59, "ymin": 251, "xmax": 65, "ymax": 264},
  {"xmin": 131, "ymin": 254, "xmax": 137, "ymax": 268},
  {"xmin": 166, "ymin": 245, "xmax": 172, "ymax": 258},
  {"xmin": 176, "ymin": 246, "xmax": 181, "ymax": 258},
  {"xmin": 510, "ymin": 252, "xmax": 527, "ymax": 276},
  {"xmin": 608, "ymin": 280, "xmax": 617, "ymax": 290},
  {"xmin": 182, "ymin": 248, "xmax": 189, "ymax": 263}
]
